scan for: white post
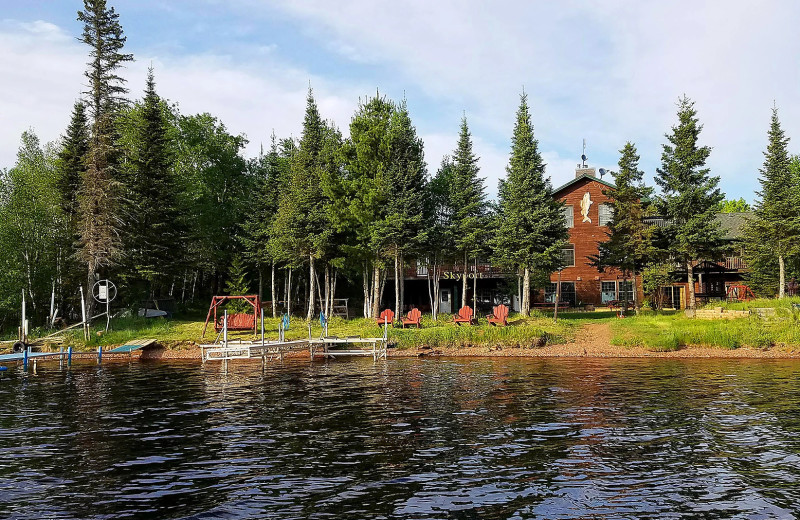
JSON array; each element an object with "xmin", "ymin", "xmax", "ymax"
[
  {"xmin": 223, "ymin": 310, "xmax": 228, "ymax": 346},
  {"xmin": 49, "ymin": 282, "xmax": 55, "ymax": 328},
  {"xmin": 261, "ymin": 307, "xmax": 265, "ymax": 346},
  {"xmin": 79, "ymin": 286, "xmax": 88, "ymax": 341},
  {"xmin": 21, "ymin": 289, "xmax": 26, "ymax": 343}
]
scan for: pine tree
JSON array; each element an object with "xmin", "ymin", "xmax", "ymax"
[
  {"xmin": 424, "ymin": 157, "xmax": 455, "ymax": 320},
  {"xmin": 120, "ymin": 68, "xmax": 185, "ymax": 297},
  {"xmin": 271, "ymin": 88, "xmax": 337, "ymax": 321},
  {"xmin": 493, "ymin": 93, "xmax": 568, "ymax": 316},
  {"xmin": 77, "ymin": 0, "xmax": 133, "ymax": 315},
  {"xmin": 56, "ymin": 101, "xmax": 89, "ymax": 218},
  {"xmin": 340, "ymin": 94, "xmax": 395, "ymax": 318},
  {"xmin": 745, "ymin": 107, "xmax": 800, "ymax": 297},
  {"xmin": 597, "ymin": 142, "xmax": 655, "ymax": 313},
  {"xmin": 450, "ymin": 116, "xmax": 489, "ymax": 309},
  {"xmin": 655, "ymin": 96, "xmax": 724, "ymax": 311},
  {"xmin": 377, "ymin": 99, "xmax": 427, "ymax": 319},
  {"xmin": 225, "ymin": 256, "xmax": 251, "ymax": 313}
]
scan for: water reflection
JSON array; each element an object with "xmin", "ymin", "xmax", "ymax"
[{"xmin": 1, "ymin": 358, "xmax": 800, "ymax": 518}]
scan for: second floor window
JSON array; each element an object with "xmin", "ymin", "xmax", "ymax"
[
  {"xmin": 561, "ymin": 244, "xmax": 575, "ymax": 267},
  {"xmin": 599, "ymin": 203, "xmax": 614, "ymax": 226},
  {"xmin": 562, "ymin": 205, "xmax": 574, "ymax": 228}
]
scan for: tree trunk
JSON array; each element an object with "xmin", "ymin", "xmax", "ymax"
[
  {"xmin": 324, "ymin": 264, "xmax": 330, "ymax": 317},
  {"xmin": 307, "ymin": 255, "xmax": 316, "ymax": 321},
  {"xmin": 472, "ymin": 257, "xmax": 478, "ymax": 314},
  {"xmin": 462, "ymin": 251, "xmax": 468, "ymax": 309},
  {"xmin": 271, "ymin": 263, "xmax": 277, "ymax": 318},
  {"xmin": 371, "ymin": 259, "xmax": 381, "ymax": 318},
  {"xmin": 394, "ymin": 247, "xmax": 401, "ymax": 319},
  {"xmin": 779, "ymin": 255, "xmax": 786, "ymax": 298},
  {"xmin": 686, "ymin": 261, "xmax": 696, "ymax": 312},
  {"xmin": 363, "ymin": 261, "xmax": 370, "ymax": 318},
  {"xmin": 400, "ymin": 251, "xmax": 405, "ymax": 317},
  {"xmin": 522, "ymin": 267, "xmax": 530, "ymax": 317},
  {"xmin": 331, "ymin": 269, "xmax": 337, "ymax": 317},
  {"xmin": 286, "ymin": 267, "xmax": 292, "ymax": 316},
  {"xmin": 622, "ymin": 272, "xmax": 629, "ymax": 315},
  {"xmin": 379, "ymin": 269, "xmax": 387, "ymax": 313},
  {"xmin": 258, "ymin": 269, "xmax": 263, "ymax": 302}
]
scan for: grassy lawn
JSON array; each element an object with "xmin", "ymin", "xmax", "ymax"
[
  {"xmin": 12, "ymin": 298, "xmax": 800, "ymax": 353},
  {"xmin": 25, "ymin": 310, "xmax": 587, "ymax": 351},
  {"xmin": 610, "ymin": 298, "xmax": 800, "ymax": 351}
]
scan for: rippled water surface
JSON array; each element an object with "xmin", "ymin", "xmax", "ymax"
[{"xmin": 2, "ymin": 357, "xmax": 800, "ymax": 519}]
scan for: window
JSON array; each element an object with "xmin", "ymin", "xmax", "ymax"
[
  {"xmin": 599, "ymin": 203, "xmax": 614, "ymax": 226},
  {"xmin": 601, "ymin": 281, "xmax": 617, "ymax": 303},
  {"xmin": 562, "ymin": 205, "xmax": 574, "ymax": 228},
  {"xmin": 561, "ymin": 244, "xmax": 575, "ymax": 267},
  {"xmin": 619, "ymin": 281, "xmax": 634, "ymax": 302},
  {"xmin": 545, "ymin": 282, "xmax": 576, "ymax": 306}
]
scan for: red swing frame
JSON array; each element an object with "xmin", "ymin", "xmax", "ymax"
[{"xmin": 202, "ymin": 295, "xmax": 262, "ymax": 337}]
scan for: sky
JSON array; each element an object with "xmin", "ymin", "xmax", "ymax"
[{"xmin": 2, "ymin": 0, "xmax": 800, "ymax": 202}]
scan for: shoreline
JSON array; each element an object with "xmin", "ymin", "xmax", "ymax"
[{"xmin": 127, "ymin": 343, "xmax": 800, "ymax": 360}]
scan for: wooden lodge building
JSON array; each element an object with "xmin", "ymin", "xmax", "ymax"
[{"xmin": 393, "ymin": 166, "xmax": 750, "ymax": 313}]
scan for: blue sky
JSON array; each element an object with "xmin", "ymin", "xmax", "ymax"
[{"xmin": 3, "ymin": 0, "xmax": 800, "ymax": 201}]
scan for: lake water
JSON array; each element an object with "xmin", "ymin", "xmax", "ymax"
[{"xmin": 2, "ymin": 357, "xmax": 800, "ymax": 519}]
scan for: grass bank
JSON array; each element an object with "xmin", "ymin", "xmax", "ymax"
[
  {"xmin": 610, "ymin": 305, "xmax": 800, "ymax": 351},
  {"xmin": 22, "ymin": 312, "xmax": 584, "ymax": 352}
]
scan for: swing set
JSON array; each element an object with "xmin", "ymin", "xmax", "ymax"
[{"xmin": 202, "ymin": 295, "xmax": 262, "ymax": 337}]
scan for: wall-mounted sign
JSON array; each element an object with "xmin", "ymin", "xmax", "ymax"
[{"xmin": 580, "ymin": 192, "xmax": 593, "ymax": 223}]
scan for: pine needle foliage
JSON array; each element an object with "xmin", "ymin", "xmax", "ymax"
[
  {"xmin": 655, "ymin": 96, "xmax": 724, "ymax": 310},
  {"xmin": 744, "ymin": 108, "xmax": 800, "ymax": 296},
  {"xmin": 493, "ymin": 93, "xmax": 568, "ymax": 315}
]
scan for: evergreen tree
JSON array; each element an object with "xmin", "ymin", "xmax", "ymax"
[
  {"xmin": 376, "ymin": 100, "xmax": 427, "ymax": 319},
  {"xmin": 54, "ymin": 101, "xmax": 90, "ymax": 312},
  {"xmin": 493, "ymin": 93, "xmax": 568, "ymax": 316},
  {"xmin": 224, "ymin": 256, "xmax": 251, "ymax": 313},
  {"xmin": 450, "ymin": 116, "xmax": 489, "ymax": 309},
  {"xmin": 655, "ymin": 96, "xmax": 724, "ymax": 311},
  {"xmin": 56, "ymin": 101, "xmax": 89, "ymax": 218},
  {"xmin": 119, "ymin": 68, "xmax": 185, "ymax": 298},
  {"xmin": 597, "ymin": 142, "xmax": 655, "ymax": 313},
  {"xmin": 271, "ymin": 88, "xmax": 338, "ymax": 321},
  {"xmin": 340, "ymin": 94, "xmax": 395, "ymax": 318},
  {"xmin": 744, "ymin": 108, "xmax": 800, "ymax": 297},
  {"xmin": 241, "ymin": 134, "xmax": 291, "ymax": 316},
  {"xmin": 424, "ymin": 156, "xmax": 456, "ymax": 320},
  {"xmin": 77, "ymin": 0, "xmax": 133, "ymax": 314}
]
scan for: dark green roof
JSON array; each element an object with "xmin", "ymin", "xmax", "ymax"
[
  {"xmin": 553, "ymin": 174, "xmax": 616, "ymax": 195},
  {"xmin": 715, "ymin": 212, "xmax": 751, "ymax": 240}
]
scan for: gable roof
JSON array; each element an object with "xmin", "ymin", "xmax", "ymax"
[
  {"xmin": 553, "ymin": 174, "xmax": 616, "ymax": 196},
  {"xmin": 716, "ymin": 212, "xmax": 751, "ymax": 240}
]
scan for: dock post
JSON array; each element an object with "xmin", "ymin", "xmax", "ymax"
[
  {"xmin": 223, "ymin": 310, "xmax": 228, "ymax": 347},
  {"xmin": 261, "ymin": 308, "xmax": 265, "ymax": 346},
  {"xmin": 97, "ymin": 345, "xmax": 102, "ymax": 364},
  {"xmin": 23, "ymin": 347, "xmax": 29, "ymax": 371},
  {"xmin": 67, "ymin": 346, "xmax": 73, "ymax": 366}
]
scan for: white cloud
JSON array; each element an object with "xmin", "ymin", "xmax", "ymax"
[
  {"xmin": 0, "ymin": 18, "xmax": 367, "ymax": 168},
  {"xmin": 263, "ymin": 0, "xmax": 800, "ymax": 202}
]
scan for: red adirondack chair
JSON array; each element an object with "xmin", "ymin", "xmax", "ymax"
[
  {"xmin": 376, "ymin": 309, "xmax": 395, "ymax": 327},
  {"xmin": 487, "ymin": 304, "xmax": 509, "ymax": 326},
  {"xmin": 453, "ymin": 305, "xmax": 475, "ymax": 325},
  {"xmin": 401, "ymin": 308, "xmax": 422, "ymax": 328}
]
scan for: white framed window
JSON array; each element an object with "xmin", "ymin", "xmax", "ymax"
[
  {"xmin": 601, "ymin": 281, "xmax": 617, "ymax": 303},
  {"xmin": 561, "ymin": 244, "xmax": 575, "ymax": 267},
  {"xmin": 599, "ymin": 203, "xmax": 614, "ymax": 226},
  {"xmin": 619, "ymin": 281, "xmax": 634, "ymax": 302},
  {"xmin": 562, "ymin": 205, "xmax": 574, "ymax": 228}
]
